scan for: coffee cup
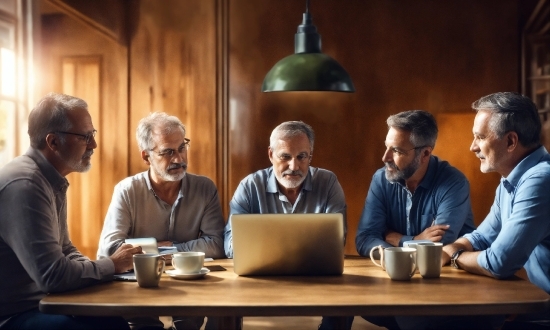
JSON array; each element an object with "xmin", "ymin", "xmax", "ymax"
[
  {"xmin": 133, "ymin": 254, "xmax": 165, "ymax": 288},
  {"xmin": 370, "ymin": 245, "xmax": 417, "ymax": 281},
  {"xmin": 172, "ymin": 252, "xmax": 205, "ymax": 274},
  {"xmin": 416, "ymin": 242, "xmax": 443, "ymax": 278}
]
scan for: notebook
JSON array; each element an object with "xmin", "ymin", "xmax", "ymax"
[
  {"xmin": 231, "ymin": 213, "xmax": 345, "ymax": 276},
  {"xmin": 124, "ymin": 237, "xmax": 178, "ymax": 255}
]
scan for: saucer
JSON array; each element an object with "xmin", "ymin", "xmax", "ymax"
[{"xmin": 166, "ymin": 268, "xmax": 210, "ymax": 280}]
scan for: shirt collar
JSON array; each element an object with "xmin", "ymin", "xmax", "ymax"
[
  {"xmin": 267, "ymin": 166, "xmax": 313, "ymax": 193},
  {"xmin": 25, "ymin": 147, "xmax": 69, "ymax": 193},
  {"xmin": 502, "ymin": 146, "xmax": 548, "ymax": 192}
]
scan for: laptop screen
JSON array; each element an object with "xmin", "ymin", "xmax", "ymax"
[{"xmin": 231, "ymin": 213, "xmax": 345, "ymax": 276}]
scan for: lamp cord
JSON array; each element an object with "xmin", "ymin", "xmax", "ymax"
[{"xmin": 306, "ymin": 0, "xmax": 310, "ymax": 14}]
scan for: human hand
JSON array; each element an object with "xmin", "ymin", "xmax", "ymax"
[
  {"xmin": 110, "ymin": 244, "xmax": 143, "ymax": 274},
  {"xmin": 413, "ymin": 224, "xmax": 450, "ymax": 242}
]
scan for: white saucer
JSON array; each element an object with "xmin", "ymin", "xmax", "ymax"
[{"xmin": 166, "ymin": 268, "xmax": 210, "ymax": 280}]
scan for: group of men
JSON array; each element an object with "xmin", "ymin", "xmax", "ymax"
[{"xmin": 0, "ymin": 91, "xmax": 548, "ymax": 330}]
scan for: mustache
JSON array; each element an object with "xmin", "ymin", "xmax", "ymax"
[
  {"xmin": 282, "ymin": 170, "xmax": 303, "ymax": 177},
  {"xmin": 168, "ymin": 162, "xmax": 188, "ymax": 170},
  {"xmin": 83, "ymin": 150, "xmax": 94, "ymax": 158},
  {"xmin": 384, "ymin": 162, "xmax": 399, "ymax": 170}
]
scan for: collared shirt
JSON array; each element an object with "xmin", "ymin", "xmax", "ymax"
[
  {"xmin": 0, "ymin": 148, "xmax": 114, "ymax": 321},
  {"xmin": 223, "ymin": 166, "xmax": 347, "ymax": 258},
  {"xmin": 464, "ymin": 146, "xmax": 550, "ymax": 294},
  {"xmin": 97, "ymin": 171, "xmax": 225, "ymax": 259},
  {"xmin": 355, "ymin": 156, "xmax": 475, "ymax": 256}
]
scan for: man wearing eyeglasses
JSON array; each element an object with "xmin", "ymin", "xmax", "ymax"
[
  {"xmin": 355, "ymin": 110, "xmax": 476, "ymax": 330},
  {"xmin": 0, "ymin": 93, "xmax": 142, "ymax": 330},
  {"xmin": 223, "ymin": 120, "xmax": 352, "ymax": 330},
  {"xmin": 97, "ymin": 112, "xmax": 225, "ymax": 330}
]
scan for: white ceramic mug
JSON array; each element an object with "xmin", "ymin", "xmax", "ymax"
[
  {"xmin": 172, "ymin": 252, "xmax": 205, "ymax": 274},
  {"xmin": 416, "ymin": 242, "xmax": 443, "ymax": 278},
  {"xmin": 370, "ymin": 245, "xmax": 417, "ymax": 281},
  {"xmin": 133, "ymin": 254, "xmax": 165, "ymax": 288}
]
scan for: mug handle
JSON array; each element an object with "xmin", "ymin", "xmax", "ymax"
[
  {"xmin": 409, "ymin": 253, "xmax": 417, "ymax": 277},
  {"xmin": 369, "ymin": 245, "xmax": 385, "ymax": 269},
  {"xmin": 156, "ymin": 258, "xmax": 165, "ymax": 278}
]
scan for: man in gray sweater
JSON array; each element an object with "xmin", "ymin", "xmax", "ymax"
[{"xmin": 0, "ymin": 93, "xmax": 141, "ymax": 330}]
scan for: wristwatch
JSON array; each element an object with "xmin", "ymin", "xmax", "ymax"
[{"xmin": 450, "ymin": 249, "xmax": 465, "ymax": 269}]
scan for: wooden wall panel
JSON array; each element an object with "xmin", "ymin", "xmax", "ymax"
[
  {"xmin": 128, "ymin": 0, "xmax": 218, "ymax": 184},
  {"xmin": 40, "ymin": 7, "xmax": 128, "ymax": 258},
  {"xmin": 228, "ymin": 0, "xmax": 520, "ymax": 255},
  {"xmin": 62, "ymin": 57, "xmax": 101, "ymax": 258}
]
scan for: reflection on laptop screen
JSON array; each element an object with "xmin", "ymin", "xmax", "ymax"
[{"xmin": 231, "ymin": 213, "xmax": 344, "ymax": 276}]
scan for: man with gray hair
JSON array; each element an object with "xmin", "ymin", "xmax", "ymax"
[
  {"xmin": 0, "ymin": 92, "xmax": 141, "ymax": 330},
  {"xmin": 97, "ymin": 112, "xmax": 225, "ymax": 330},
  {"xmin": 442, "ymin": 92, "xmax": 550, "ymax": 329},
  {"xmin": 356, "ymin": 110, "xmax": 475, "ymax": 256},
  {"xmin": 355, "ymin": 110, "xmax": 476, "ymax": 329},
  {"xmin": 223, "ymin": 120, "xmax": 351, "ymax": 330}
]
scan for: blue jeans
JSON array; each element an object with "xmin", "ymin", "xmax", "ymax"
[{"xmin": 2, "ymin": 308, "xmax": 130, "ymax": 330}]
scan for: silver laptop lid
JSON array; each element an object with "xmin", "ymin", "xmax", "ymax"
[{"xmin": 231, "ymin": 213, "xmax": 345, "ymax": 276}]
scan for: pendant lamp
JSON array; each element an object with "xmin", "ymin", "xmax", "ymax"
[{"xmin": 261, "ymin": 0, "xmax": 355, "ymax": 93}]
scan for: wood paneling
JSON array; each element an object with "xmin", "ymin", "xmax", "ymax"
[
  {"xmin": 40, "ymin": 6, "xmax": 128, "ymax": 258},
  {"xmin": 128, "ymin": 0, "xmax": 218, "ymax": 184},
  {"xmin": 62, "ymin": 57, "xmax": 101, "ymax": 258},
  {"xmin": 38, "ymin": 0, "xmax": 526, "ymax": 258},
  {"xmin": 228, "ymin": 0, "xmax": 520, "ymax": 255}
]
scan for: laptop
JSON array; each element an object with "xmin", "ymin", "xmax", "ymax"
[{"xmin": 231, "ymin": 213, "xmax": 345, "ymax": 276}]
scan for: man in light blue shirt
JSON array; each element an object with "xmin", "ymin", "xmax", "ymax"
[
  {"xmin": 356, "ymin": 110, "xmax": 475, "ymax": 257},
  {"xmin": 443, "ymin": 92, "xmax": 550, "ymax": 329},
  {"xmin": 223, "ymin": 121, "xmax": 351, "ymax": 330}
]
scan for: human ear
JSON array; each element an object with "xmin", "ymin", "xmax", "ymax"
[{"xmin": 141, "ymin": 150, "xmax": 151, "ymax": 165}]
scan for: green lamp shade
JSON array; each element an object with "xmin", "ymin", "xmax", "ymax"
[{"xmin": 262, "ymin": 53, "xmax": 355, "ymax": 92}]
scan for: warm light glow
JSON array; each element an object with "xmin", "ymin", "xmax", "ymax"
[{"xmin": 1, "ymin": 47, "xmax": 16, "ymax": 97}]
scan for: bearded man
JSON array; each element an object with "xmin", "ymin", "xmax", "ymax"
[
  {"xmin": 356, "ymin": 110, "xmax": 475, "ymax": 257},
  {"xmin": 354, "ymin": 109, "xmax": 476, "ymax": 330},
  {"xmin": 223, "ymin": 120, "xmax": 351, "ymax": 330},
  {"xmin": 97, "ymin": 112, "xmax": 224, "ymax": 330}
]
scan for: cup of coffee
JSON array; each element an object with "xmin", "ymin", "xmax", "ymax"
[
  {"xmin": 172, "ymin": 252, "xmax": 205, "ymax": 274},
  {"xmin": 416, "ymin": 242, "xmax": 443, "ymax": 278},
  {"xmin": 133, "ymin": 254, "xmax": 165, "ymax": 288},
  {"xmin": 370, "ymin": 245, "xmax": 417, "ymax": 281}
]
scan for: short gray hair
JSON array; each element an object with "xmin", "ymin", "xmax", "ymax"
[
  {"xmin": 28, "ymin": 92, "xmax": 88, "ymax": 149},
  {"xmin": 472, "ymin": 92, "xmax": 541, "ymax": 148},
  {"xmin": 136, "ymin": 112, "xmax": 186, "ymax": 152},
  {"xmin": 386, "ymin": 110, "xmax": 438, "ymax": 148},
  {"xmin": 269, "ymin": 121, "xmax": 315, "ymax": 152}
]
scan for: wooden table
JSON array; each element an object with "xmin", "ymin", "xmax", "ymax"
[{"xmin": 40, "ymin": 257, "xmax": 549, "ymax": 329}]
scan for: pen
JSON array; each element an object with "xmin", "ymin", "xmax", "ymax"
[{"xmin": 431, "ymin": 218, "xmax": 436, "ymax": 226}]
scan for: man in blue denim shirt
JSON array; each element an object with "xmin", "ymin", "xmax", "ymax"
[
  {"xmin": 356, "ymin": 110, "xmax": 475, "ymax": 257},
  {"xmin": 443, "ymin": 92, "xmax": 550, "ymax": 329}
]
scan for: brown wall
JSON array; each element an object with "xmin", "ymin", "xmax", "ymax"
[
  {"xmin": 228, "ymin": 0, "xmax": 518, "ymax": 254},
  {"xmin": 39, "ymin": 0, "xmax": 521, "ymax": 257}
]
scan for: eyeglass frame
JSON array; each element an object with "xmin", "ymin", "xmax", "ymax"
[
  {"xmin": 149, "ymin": 138, "xmax": 191, "ymax": 158},
  {"xmin": 54, "ymin": 130, "xmax": 97, "ymax": 145},
  {"xmin": 385, "ymin": 145, "xmax": 429, "ymax": 156}
]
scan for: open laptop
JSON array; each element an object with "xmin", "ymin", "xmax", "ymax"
[{"xmin": 231, "ymin": 213, "xmax": 345, "ymax": 276}]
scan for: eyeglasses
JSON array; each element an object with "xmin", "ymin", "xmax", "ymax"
[
  {"xmin": 55, "ymin": 130, "xmax": 97, "ymax": 144},
  {"xmin": 276, "ymin": 152, "xmax": 311, "ymax": 162},
  {"xmin": 150, "ymin": 138, "xmax": 191, "ymax": 158},
  {"xmin": 386, "ymin": 145, "xmax": 427, "ymax": 156}
]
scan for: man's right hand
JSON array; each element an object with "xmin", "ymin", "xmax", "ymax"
[
  {"xmin": 110, "ymin": 244, "xmax": 143, "ymax": 274},
  {"xmin": 414, "ymin": 224, "xmax": 450, "ymax": 242}
]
